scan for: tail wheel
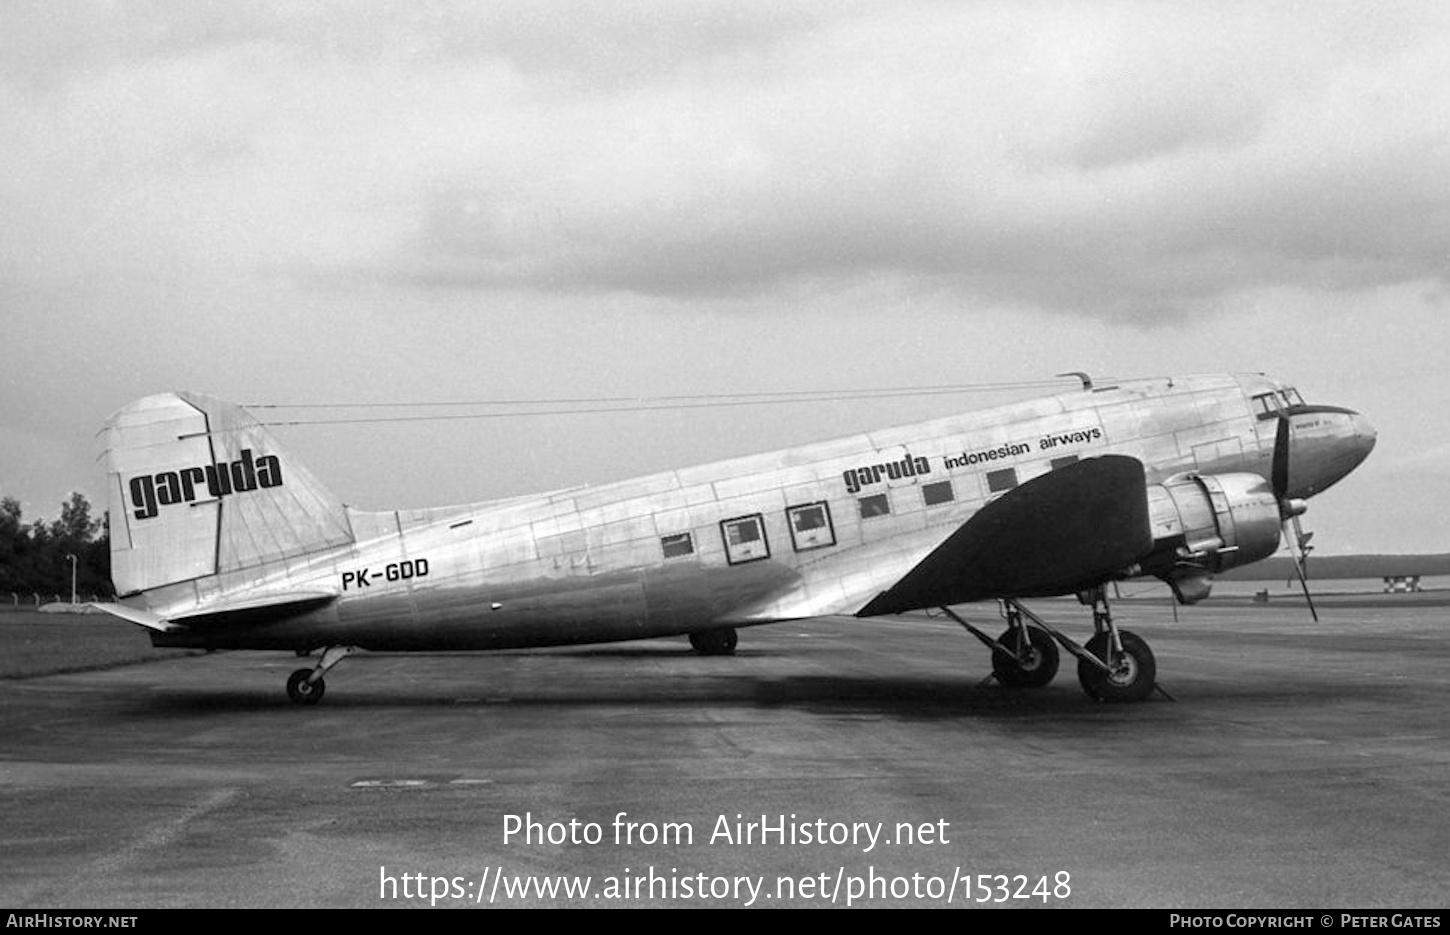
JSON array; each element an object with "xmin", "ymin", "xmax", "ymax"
[
  {"xmin": 1077, "ymin": 630, "xmax": 1156, "ymax": 702},
  {"xmin": 991, "ymin": 626, "xmax": 1060, "ymax": 688},
  {"xmin": 287, "ymin": 668, "xmax": 325, "ymax": 705},
  {"xmin": 689, "ymin": 628, "xmax": 738, "ymax": 656}
]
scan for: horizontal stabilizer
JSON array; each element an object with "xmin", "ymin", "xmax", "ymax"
[
  {"xmin": 859, "ymin": 455, "xmax": 1153, "ymax": 615},
  {"xmin": 88, "ymin": 603, "xmax": 180, "ymax": 632},
  {"xmin": 91, "ymin": 591, "xmax": 338, "ymax": 632},
  {"xmin": 170, "ymin": 590, "xmax": 338, "ymax": 628}
]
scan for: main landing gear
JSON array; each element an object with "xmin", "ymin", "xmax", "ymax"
[
  {"xmin": 286, "ymin": 645, "xmax": 355, "ymax": 705},
  {"xmin": 689, "ymin": 627, "xmax": 738, "ymax": 656},
  {"xmin": 939, "ymin": 587, "xmax": 1167, "ymax": 702}
]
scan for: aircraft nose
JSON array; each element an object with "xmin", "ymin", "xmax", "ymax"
[
  {"xmin": 1283, "ymin": 405, "xmax": 1376, "ymax": 499},
  {"xmin": 1347, "ymin": 410, "xmax": 1377, "ymax": 468}
]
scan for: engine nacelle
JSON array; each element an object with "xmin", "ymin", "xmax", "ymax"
[{"xmin": 1141, "ymin": 473, "xmax": 1283, "ymax": 603}]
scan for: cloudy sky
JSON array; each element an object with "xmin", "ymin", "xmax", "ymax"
[{"xmin": 2, "ymin": 1, "xmax": 1447, "ymax": 554}]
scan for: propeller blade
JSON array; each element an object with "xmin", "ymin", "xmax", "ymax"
[
  {"xmin": 1292, "ymin": 516, "xmax": 1314, "ymax": 579},
  {"xmin": 1273, "ymin": 417, "xmax": 1317, "ymax": 620},
  {"xmin": 1272, "ymin": 414, "xmax": 1291, "ymax": 502},
  {"xmin": 1282, "ymin": 518, "xmax": 1319, "ymax": 622}
]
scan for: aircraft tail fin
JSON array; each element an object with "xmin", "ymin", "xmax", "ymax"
[{"xmin": 101, "ymin": 392, "xmax": 354, "ymax": 596}]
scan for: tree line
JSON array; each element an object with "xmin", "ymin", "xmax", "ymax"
[{"xmin": 0, "ymin": 493, "xmax": 112, "ymax": 601}]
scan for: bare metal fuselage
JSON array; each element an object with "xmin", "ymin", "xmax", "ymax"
[{"xmin": 134, "ymin": 374, "xmax": 1373, "ymax": 652}]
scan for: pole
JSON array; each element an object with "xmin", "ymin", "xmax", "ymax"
[{"xmin": 66, "ymin": 553, "xmax": 77, "ymax": 605}]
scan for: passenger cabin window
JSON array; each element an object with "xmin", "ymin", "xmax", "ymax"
[
  {"xmin": 987, "ymin": 468, "xmax": 1018, "ymax": 493},
  {"xmin": 1050, "ymin": 455, "xmax": 1079, "ymax": 471},
  {"xmin": 787, "ymin": 502, "xmax": 835, "ymax": 552},
  {"xmin": 720, "ymin": 514, "xmax": 769, "ymax": 564},
  {"xmin": 858, "ymin": 493, "xmax": 890, "ymax": 518},
  {"xmin": 922, "ymin": 480, "xmax": 954, "ymax": 506},
  {"xmin": 661, "ymin": 532, "xmax": 694, "ymax": 559}
]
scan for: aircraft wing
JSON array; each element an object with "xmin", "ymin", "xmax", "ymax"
[
  {"xmin": 91, "ymin": 590, "xmax": 338, "ymax": 631},
  {"xmin": 859, "ymin": 455, "xmax": 1152, "ymax": 614},
  {"xmin": 719, "ymin": 456, "xmax": 1154, "ymax": 623}
]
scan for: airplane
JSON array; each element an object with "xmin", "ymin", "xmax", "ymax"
[{"xmin": 92, "ymin": 373, "xmax": 1375, "ymax": 705}]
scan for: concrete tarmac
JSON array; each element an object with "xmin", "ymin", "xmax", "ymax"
[{"xmin": 1, "ymin": 599, "xmax": 1447, "ymax": 908}]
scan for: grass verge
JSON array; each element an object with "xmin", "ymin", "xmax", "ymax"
[{"xmin": 0, "ymin": 610, "xmax": 200, "ymax": 678}]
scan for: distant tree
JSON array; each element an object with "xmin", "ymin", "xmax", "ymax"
[
  {"xmin": 0, "ymin": 497, "xmax": 22, "ymax": 593},
  {"xmin": 0, "ymin": 496, "xmax": 20, "ymax": 535},
  {"xmin": 0, "ymin": 493, "xmax": 112, "ymax": 600},
  {"xmin": 83, "ymin": 513, "xmax": 112, "ymax": 597},
  {"xmin": 52, "ymin": 492, "xmax": 100, "ymax": 543},
  {"xmin": 76, "ymin": 508, "xmax": 111, "ymax": 598},
  {"xmin": 24, "ymin": 517, "xmax": 52, "ymax": 593}
]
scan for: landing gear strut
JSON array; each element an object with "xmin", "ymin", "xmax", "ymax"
[
  {"xmin": 1074, "ymin": 588, "xmax": 1158, "ymax": 702},
  {"xmin": 689, "ymin": 627, "xmax": 738, "ymax": 656},
  {"xmin": 991, "ymin": 604, "xmax": 1060, "ymax": 688},
  {"xmin": 940, "ymin": 587, "xmax": 1167, "ymax": 702},
  {"xmin": 939, "ymin": 603, "xmax": 1060, "ymax": 689},
  {"xmin": 286, "ymin": 645, "xmax": 354, "ymax": 705},
  {"xmin": 1078, "ymin": 631, "xmax": 1156, "ymax": 702}
]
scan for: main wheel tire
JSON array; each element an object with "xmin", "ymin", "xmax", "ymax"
[
  {"xmin": 991, "ymin": 626, "xmax": 1060, "ymax": 688},
  {"xmin": 287, "ymin": 668, "xmax": 325, "ymax": 705},
  {"xmin": 689, "ymin": 627, "xmax": 738, "ymax": 656},
  {"xmin": 1077, "ymin": 630, "xmax": 1156, "ymax": 702}
]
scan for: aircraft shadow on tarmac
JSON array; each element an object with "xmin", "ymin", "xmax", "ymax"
[
  {"xmin": 125, "ymin": 680, "xmax": 1151, "ymax": 720},
  {"xmin": 109, "ymin": 644, "xmax": 1415, "ymax": 721}
]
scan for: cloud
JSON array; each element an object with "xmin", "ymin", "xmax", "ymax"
[
  {"xmin": 2, "ymin": 1, "xmax": 1447, "ymax": 320},
  {"xmin": 1380, "ymin": 441, "xmax": 1450, "ymax": 478},
  {"xmin": 378, "ymin": 2, "xmax": 1450, "ymax": 316}
]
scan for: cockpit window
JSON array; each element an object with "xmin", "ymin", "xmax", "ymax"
[{"xmin": 1255, "ymin": 387, "xmax": 1305, "ymax": 419}]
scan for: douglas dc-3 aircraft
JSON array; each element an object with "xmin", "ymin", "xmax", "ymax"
[{"xmin": 94, "ymin": 374, "xmax": 1374, "ymax": 704}]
